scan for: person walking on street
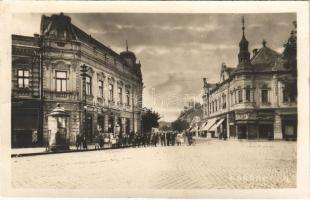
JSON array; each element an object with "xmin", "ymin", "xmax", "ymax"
[{"xmin": 166, "ymin": 131, "xmax": 170, "ymax": 146}]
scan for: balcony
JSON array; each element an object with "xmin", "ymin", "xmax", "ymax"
[
  {"xmin": 44, "ymin": 90, "xmax": 79, "ymax": 101},
  {"xmin": 12, "ymin": 88, "xmax": 33, "ymax": 98}
]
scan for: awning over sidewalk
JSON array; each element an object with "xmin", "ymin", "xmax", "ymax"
[
  {"xmin": 209, "ymin": 118, "xmax": 225, "ymax": 132},
  {"xmin": 203, "ymin": 118, "xmax": 217, "ymax": 132},
  {"xmin": 199, "ymin": 122, "xmax": 208, "ymax": 132}
]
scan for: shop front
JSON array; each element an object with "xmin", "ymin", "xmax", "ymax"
[
  {"xmin": 281, "ymin": 114, "xmax": 297, "ymax": 140},
  {"xmin": 11, "ymin": 100, "xmax": 42, "ymax": 148}
]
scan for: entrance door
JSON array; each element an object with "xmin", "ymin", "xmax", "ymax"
[
  {"xmin": 237, "ymin": 125, "xmax": 247, "ymax": 139},
  {"xmin": 229, "ymin": 125, "xmax": 236, "ymax": 138},
  {"xmin": 108, "ymin": 116, "xmax": 114, "ymax": 133},
  {"xmin": 126, "ymin": 118, "xmax": 130, "ymax": 135},
  {"xmin": 86, "ymin": 113, "xmax": 93, "ymax": 142},
  {"xmin": 259, "ymin": 124, "xmax": 273, "ymax": 139}
]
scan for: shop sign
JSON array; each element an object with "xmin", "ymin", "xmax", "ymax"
[{"xmin": 235, "ymin": 112, "xmax": 256, "ymax": 120}]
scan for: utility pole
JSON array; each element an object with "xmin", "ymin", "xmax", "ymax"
[
  {"xmin": 80, "ymin": 64, "xmax": 88, "ymax": 142},
  {"xmin": 39, "ymin": 35, "xmax": 45, "ymax": 147}
]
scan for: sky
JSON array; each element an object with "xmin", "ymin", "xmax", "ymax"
[{"xmin": 12, "ymin": 13, "xmax": 296, "ymax": 122}]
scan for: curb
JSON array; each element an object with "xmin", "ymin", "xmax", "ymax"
[{"xmin": 11, "ymin": 145, "xmax": 133, "ymax": 158}]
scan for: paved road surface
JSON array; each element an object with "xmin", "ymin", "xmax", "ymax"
[{"xmin": 11, "ymin": 140, "xmax": 296, "ymax": 189}]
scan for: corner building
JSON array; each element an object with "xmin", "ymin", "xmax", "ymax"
[
  {"xmin": 201, "ymin": 18, "xmax": 297, "ymax": 140},
  {"xmin": 12, "ymin": 13, "xmax": 143, "ymax": 147}
]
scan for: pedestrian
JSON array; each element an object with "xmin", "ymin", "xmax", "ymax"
[
  {"xmin": 166, "ymin": 131, "xmax": 170, "ymax": 146},
  {"xmin": 82, "ymin": 136, "xmax": 88, "ymax": 150},
  {"xmin": 172, "ymin": 131, "xmax": 176, "ymax": 146},
  {"xmin": 99, "ymin": 134, "xmax": 103, "ymax": 149}
]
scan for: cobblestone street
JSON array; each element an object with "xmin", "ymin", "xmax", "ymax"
[{"xmin": 11, "ymin": 140, "xmax": 296, "ymax": 190}]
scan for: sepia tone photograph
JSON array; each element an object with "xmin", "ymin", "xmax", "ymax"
[{"xmin": 0, "ymin": 1, "xmax": 309, "ymax": 199}]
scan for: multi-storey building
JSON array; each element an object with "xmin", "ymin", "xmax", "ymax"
[
  {"xmin": 201, "ymin": 18, "xmax": 297, "ymax": 140},
  {"xmin": 12, "ymin": 13, "xmax": 143, "ymax": 148}
]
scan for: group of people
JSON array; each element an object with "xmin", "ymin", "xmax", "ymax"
[{"xmin": 75, "ymin": 130, "xmax": 196, "ymax": 150}]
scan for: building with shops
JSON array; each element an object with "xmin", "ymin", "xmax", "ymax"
[
  {"xmin": 201, "ymin": 17, "xmax": 297, "ymax": 140},
  {"xmin": 12, "ymin": 13, "xmax": 143, "ymax": 148}
]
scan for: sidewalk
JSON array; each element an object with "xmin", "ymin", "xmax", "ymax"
[{"xmin": 11, "ymin": 144, "xmax": 131, "ymax": 157}]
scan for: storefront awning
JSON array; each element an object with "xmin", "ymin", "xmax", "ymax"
[
  {"xmin": 209, "ymin": 118, "xmax": 225, "ymax": 132},
  {"xmin": 203, "ymin": 118, "xmax": 217, "ymax": 132},
  {"xmin": 199, "ymin": 122, "xmax": 208, "ymax": 132}
]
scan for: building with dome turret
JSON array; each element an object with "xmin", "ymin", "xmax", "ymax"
[
  {"xmin": 11, "ymin": 13, "xmax": 143, "ymax": 148},
  {"xmin": 201, "ymin": 17, "xmax": 297, "ymax": 140}
]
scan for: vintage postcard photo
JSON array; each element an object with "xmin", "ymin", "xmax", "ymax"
[{"xmin": 0, "ymin": 1, "xmax": 309, "ymax": 198}]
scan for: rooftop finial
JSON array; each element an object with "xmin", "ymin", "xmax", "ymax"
[
  {"xmin": 262, "ymin": 39, "xmax": 267, "ymax": 47},
  {"xmin": 126, "ymin": 40, "xmax": 128, "ymax": 51},
  {"xmin": 242, "ymin": 16, "xmax": 245, "ymax": 36}
]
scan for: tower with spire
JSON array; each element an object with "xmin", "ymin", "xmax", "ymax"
[{"xmin": 237, "ymin": 16, "xmax": 251, "ymax": 68}]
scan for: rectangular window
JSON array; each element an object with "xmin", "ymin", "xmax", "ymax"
[
  {"xmin": 261, "ymin": 89, "xmax": 268, "ymax": 103},
  {"xmin": 86, "ymin": 76, "xmax": 92, "ymax": 96},
  {"xmin": 238, "ymin": 89, "xmax": 243, "ymax": 103},
  {"xmin": 109, "ymin": 84, "xmax": 114, "ymax": 101},
  {"xmin": 55, "ymin": 71, "xmax": 67, "ymax": 92},
  {"xmin": 98, "ymin": 80, "xmax": 104, "ymax": 98},
  {"xmin": 231, "ymin": 92, "xmax": 233, "ymax": 105},
  {"xmin": 118, "ymin": 87, "xmax": 123, "ymax": 104},
  {"xmin": 246, "ymin": 89, "xmax": 251, "ymax": 102},
  {"xmin": 17, "ymin": 69, "xmax": 30, "ymax": 88},
  {"xmin": 126, "ymin": 89, "xmax": 130, "ymax": 105},
  {"xmin": 283, "ymin": 88, "xmax": 289, "ymax": 103},
  {"xmin": 234, "ymin": 91, "xmax": 238, "ymax": 104},
  {"xmin": 222, "ymin": 95, "xmax": 226, "ymax": 109}
]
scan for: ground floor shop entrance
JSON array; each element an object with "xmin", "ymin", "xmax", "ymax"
[
  {"xmin": 86, "ymin": 113, "xmax": 93, "ymax": 142},
  {"xmin": 281, "ymin": 115, "xmax": 297, "ymax": 140},
  {"xmin": 12, "ymin": 103, "xmax": 42, "ymax": 148}
]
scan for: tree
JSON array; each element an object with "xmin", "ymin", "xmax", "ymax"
[
  {"xmin": 171, "ymin": 119, "xmax": 189, "ymax": 132},
  {"xmin": 141, "ymin": 108, "xmax": 161, "ymax": 133}
]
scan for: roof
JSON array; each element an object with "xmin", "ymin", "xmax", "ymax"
[{"xmin": 251, "ymin": 46, "xmax": 280, "ymax": 71}]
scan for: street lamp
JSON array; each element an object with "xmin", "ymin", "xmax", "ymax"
[{"xmin": 80, "ymin": 64, "xmax": 88, "ymax": 146}]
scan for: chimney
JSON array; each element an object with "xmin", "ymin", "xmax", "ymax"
[
  {"xmin": 203, "ymin": 78, "xmax": 207, "ymax": 87},
  {"xmin": 252, "ymin": 48, "xmax": 258, "ymax": 57}
]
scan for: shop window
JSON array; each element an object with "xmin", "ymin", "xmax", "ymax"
[
  {"xmin": 55, "ymin": 71, "xmax": 67, "ymax": 92},
  {"xmin": 86, "ymin": 76, "xmax": 92, "ymax": 96},
  {"xmin": 17, "ymin": 69, "xmax": 30, "ymax": 89}
]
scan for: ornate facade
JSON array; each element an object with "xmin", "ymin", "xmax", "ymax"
[
  {"xmin": 12, "ymin": 13, "xmax": 143, "ymax": 147},
  {"xmin": 201, "ymin": 18, "xmax": 297, "ymax": 140}
]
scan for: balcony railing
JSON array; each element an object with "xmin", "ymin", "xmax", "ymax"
[
  {"xmin": 12, "ymin": 88, "xmax": 33, "ymax": 98},
  {"xmin": 44, "ymin": 90, "xmax": 79, "ymax": 101}
]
